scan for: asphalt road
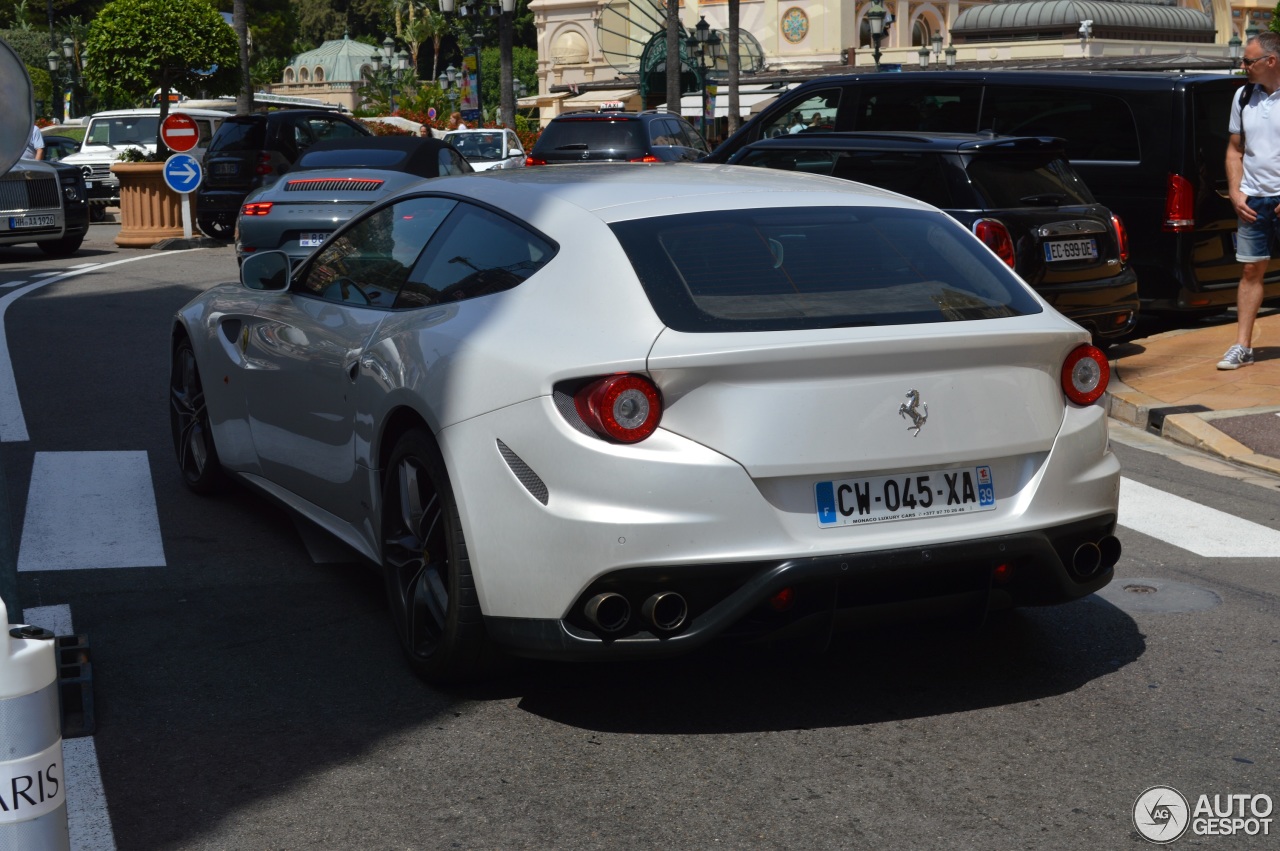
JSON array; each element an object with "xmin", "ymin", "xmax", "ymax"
[{"xmin": 1, "ymin": 227, "xmax": 1277, "ymax": 850}]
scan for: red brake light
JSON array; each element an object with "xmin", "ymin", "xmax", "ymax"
[
  {"xmin": 573, "ymin": 374, "xmax": 663, "ymax": 443},
  {"xmin": 525, "ymin": 155, "xmax": 547, "ymax": 166},
  {"xmin": 255, "ymin": 152, "xmax": 273, "ymax": 176},
  {"xmin": 1164, "ymin": 173, "xmax": 1194, "ymax": 231},
  {"xmin": 1111, "ymin": 213, "xmax": 1130, "ymax": 264},
  {"xmin": 1061, "ymin": 344, "xmax": 1110, "ymax": 406},
  {"xmin": 629, "ymin": 155, "xmax": 661, "ymax": 163},
  {"xmin": 973, "ymin": 219, "xmax": 1015, "ymax": 267},
  {"xmin": 240, "ymin": 201, "xmax": 273, "ymax": 216}
]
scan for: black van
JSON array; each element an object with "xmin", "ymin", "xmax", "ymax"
[{"xmin": 706, "ymin": 71, "xmax": 1280, "ymax": 314}]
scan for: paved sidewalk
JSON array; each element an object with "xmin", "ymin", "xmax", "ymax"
[{"xmin": 1107, "ymin": 311, "xmax": 1280, "ymax": 475}]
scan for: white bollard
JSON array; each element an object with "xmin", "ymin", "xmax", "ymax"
[{"xmin": 0, "ymin": 598, "xmax": 69, "ymax": 851}]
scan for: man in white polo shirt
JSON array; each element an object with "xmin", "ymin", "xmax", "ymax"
[
  {"xmin": 1223, "ymin": 31, "xmax": 1280, "ymax": 369},
  {"xmin": 22, "ymin": 124, "xmax": 45, "ymax": 160}
]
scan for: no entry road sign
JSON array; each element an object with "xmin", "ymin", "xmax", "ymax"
[{"xmin": 159, "ymin": 112, "xmax": 200, "ymax": 153}]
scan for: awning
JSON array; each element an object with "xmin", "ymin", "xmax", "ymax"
[
  {"xmin": 680, "ymin": 88, "xmax": 793, "ymax": 118},
  {"xmin": 561, "ymin": 88, "xmax": 641, "ymax": 112}
]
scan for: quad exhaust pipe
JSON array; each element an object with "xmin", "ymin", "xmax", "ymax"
[
  {"xmin": 1072, "ymin": 535, "xmax": 1122, "ymax": 579},
  {"xmin": 642, "ymin": 592, "xmax": 688, "ymax": 633}
]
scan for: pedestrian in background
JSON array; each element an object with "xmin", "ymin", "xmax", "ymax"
[
  {"xmin": 1222, "ymin": 31, "xmax": 1280, "ymax": 369},
  {"xmin": 22, "ymin": 124, "xmax": 44, "ymax": 160}
]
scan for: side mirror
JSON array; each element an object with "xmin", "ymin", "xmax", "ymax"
[{"xmin": 241, "ymin": 250, "xmax": 291, "ymax": 292}]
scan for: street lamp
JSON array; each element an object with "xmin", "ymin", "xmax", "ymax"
[
  {"xmin": 443, "ymin": 63, "xmax": 460, "ymax": 113},
  {"xmin": 945, "ymin": 43, "xmax": 957, "ymax": 69},
  {"xmin": 931, "ymin": 31, "xmax": 943, "ymax": 59},
  {"xmin": 685, "ymin": 16, "xmax": 723, "ymax": 141},
  {"xmin": 917, "ymin": 45, "xmax": 929, "ymax": 70},
  {"xmin": 437, "ymin": 0, "xmax": 519, "ymax": 130},
  {"xmin": 1246, "ymin": 22, "xmax": 1261, "ymax": 39},
  {"xmin": 866, "ymin": 0, "xmax": 887, "ymax": 71},
  {"xmin": 46, "ymin": 36, "xmax": 81, "ymax": 121}
]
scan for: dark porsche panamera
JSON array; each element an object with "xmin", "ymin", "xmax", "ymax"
[{"xmin": 728, "ymin": 132, "xmax": 1140, "ymax": 343}]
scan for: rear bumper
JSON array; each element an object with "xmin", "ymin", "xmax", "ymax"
[
  {"xmin": 1036, "ymin": 268, "xmax": 1139, "ymax": 340},
  {"xmin": 485, "ymin": 514, "xmax": 1117, "ymax": 660}
]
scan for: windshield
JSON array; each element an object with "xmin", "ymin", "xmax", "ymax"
[
  {"xmin": 610, "ymin": 207, "xmax": 1041, "ymax": 332},
  {"xmin": 86, "ymin": 116, "xmax": 159, "ymax": 147}
]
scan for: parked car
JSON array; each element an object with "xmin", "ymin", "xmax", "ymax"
[
  {"xmin": 58, "ymin": 107, "xmax": 227, "ymax": 218},
  {"xmin": 526, "ymin": 111, "xmax": 709, "ymax": 165},
  {"xmin": 444, "ymin": 128, "xmax": 525, "ymax": 171},
  {"xmin": 170, "ymin": 163, "xmax": 1120, "ymax": 682},
  {"xmin": 40, "ymin": 134, "xmax": 81, "ymax": 162},
  {"xmin": 707, "ymin": 71, "xmax": 1269, "ymax": 314},
  {"xmin": 728, "ymin": 132, "xmax": 1139, "ymax": 343},
  {"xmin": 0, "ymin": 159, "xmax": 89, "ymax": 256},
  {"xmin": 235, "ymin": 136, "xmax": 472, "ymax": 265},
  {"xmin": 196, "ymin": 109, "xmax": 372, "ymax": 241}
]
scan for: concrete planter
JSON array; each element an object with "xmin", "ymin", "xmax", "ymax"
[{"xmin": 110, "ymin": 162, "xmax": 194, "ymax": 248}]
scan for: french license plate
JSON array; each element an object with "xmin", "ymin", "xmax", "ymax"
[
  {"xmin": 815, "ymin": 465, "xmax": 996, "ymax": 528},
  {"xmin": 213, "ymin": 163, "xmax": 238, "ymax": 176},
  {"xmin": 1044, "ymin": 238, "xmax": 1098, "ymax": 262},
  {"xmin": 9, "ymin": 215, "xmax": 55, "ymax": 229},
  {"xmin": 299, "ymin": 232, "xmax": 329, "ymax": 247}
]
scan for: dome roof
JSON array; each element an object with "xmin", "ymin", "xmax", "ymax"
[
  {"xmin": 954, "ymin": 0, "xmax": 1213, "ymax": 36},
  {"xmin": 287, "ymin": 33, "xmax": 381, "ymax": 83}
]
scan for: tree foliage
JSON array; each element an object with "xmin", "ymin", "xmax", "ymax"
[{"xmin": 84, "ymin": 0, "xmax": 238, "ymax": 106}]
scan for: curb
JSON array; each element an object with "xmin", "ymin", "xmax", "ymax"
[{"xmin": 1107, "ymin": 379, "xmax": 1280, "ymax": 476}]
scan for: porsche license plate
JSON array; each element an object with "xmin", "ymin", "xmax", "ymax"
[
  {"xmin": 9, "ymin": 215, "xmax": 55, "ymax": 229},
  {"xmin": 815, "ymin": 466, "xmax": 996, "ymax": 527},
  {"xmin": 1044, "ymin": 238, "xmax": 1098, "ymax": 262},
  {"xmin": 299, "ymin": 232, "xmax": 329, "ymax": 247}
]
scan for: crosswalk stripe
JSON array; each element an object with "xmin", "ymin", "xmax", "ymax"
[
  {"xmin": 18, "ymin": 451, "xmax": 166, "ymax": 571},
  {"xmin": 1118, "ymin": 476, "xmax": 1280, "ymax": 557},
  {"xmin": 20, "ymin": 605, "xmax": 118, "ymax": 851}
]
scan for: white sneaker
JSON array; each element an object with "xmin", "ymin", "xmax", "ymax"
[{"xmin": 1216, "ymin": 344, "xmax": 1254, "ymax": 370}]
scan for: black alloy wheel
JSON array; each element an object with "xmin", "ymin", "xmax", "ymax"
[
  {"xmin": 382, "ymin": 429, "xmax": 493, "ymax": 682},
  {"xmin": 169, "ymin": 338, "xmax": 225, "ymax": 494},
  {"xmin": 197, "ymin": 215, "xmax": 235, "ymax": 242}
]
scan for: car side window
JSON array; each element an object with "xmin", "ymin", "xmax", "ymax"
[
  {"xmin": 296, "ymin": 197, "xmax": 457, "ymax": 307},
  {"xmin": 981, "ymin": 89, "xmax": 1140, "ymax": 162},
  {"xmin": 313, "ymin": 117, "xmax": 365, "ymax": 141},
  {"xmin": 398, "ymin": 203, "xmax": 555, "ymax": 309},
  {"xmin": 506, "ymin": 131, "xmax": 523, "ymax": 155},
  {"xmin": 649, "ymin": 118, "xmax": 680, "ymax": 147},
  {"xmin": 675, "ymin": 118, "xmax": 709, "ymax": 153},
  {"xmin": 830, "ymin": 151, "xmax": 954, "ymax": 208},
  {"xmin": 437, "ymin": 147, "xmax": 471, "ymax": 176},
  {"xmin": 854, "ymin": 84, "xmax": 982, "ymax": 133},
  {"xmin": 761, "ymin": 89, "xmax": 841, "ymax": 138}
]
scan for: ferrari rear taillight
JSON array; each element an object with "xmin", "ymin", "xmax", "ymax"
[
  {"xmin": 241, "ymin": 201, "xmax": 273, "ymax": 216},
  {"xmin": 1061, "ymin": 344, "xmax": 1110, "ymax": 406},
  {"xmin": 574, "ymin": 374, "xmax": 663, "ymax": 443},
  {"xmin": 526, "ymin": 155, "xmax": 547, "ymax": 166},
  {"xmin": 1111, "ymin": 213, "xmax": 1130, "ymax": 264},
  {"xmin": 973, "ymin": 219, "xmax": 1015, "ymax": 267},
  {"xmin": 1163, "ymin": 173, "xmax": 1195, "ymax": 231},
  {"xmin": 255, "ymin": 152, "xmax": 273, "ymax": 176}
]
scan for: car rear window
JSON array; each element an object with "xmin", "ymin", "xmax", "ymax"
[
  {"xmin": 533, "ymin": 118, "xmax": 644, "ymax": 153},
  {"xmin": 209, "ymin": 119, "xmax": 265, "ymax": 152},
  {"xmin": 962, "ymin": 154, "xmax": 1095, "ymax": 208},
  {"xmin": 610, "ymin": 207, "xmax": 1041, "ymax": 332},
  {"xmin": 298, "ymin": 148, "xmax": 408, "ymax": 169}
]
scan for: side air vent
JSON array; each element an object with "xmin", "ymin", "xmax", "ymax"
[
  {"xmin": 497, "ymin": 440, "xmax": 548, "ymax": 505},
  {"xmin": 553, "ymin": 388, "xmax": 594, "ymax": 436}
]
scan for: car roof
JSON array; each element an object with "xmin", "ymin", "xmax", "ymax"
[
  {"xmin": 739, "ymin": 132, "xmax": 1067, "ymax": 155},
  {"xmin": 424, "ymin": 162, "xmax": 930, "ymax": 222},
  {"xmin": 790, "ymin": 69, "xmax": 1240, "ymax": 93},
  {"xmin": 86, "ymin": 107, "xmax": 228, "ymax": 119}
]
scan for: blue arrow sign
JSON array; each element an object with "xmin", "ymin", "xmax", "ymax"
[{"xmin": 163, "ymin": 153, "xmax": 202, "ymax": 194}]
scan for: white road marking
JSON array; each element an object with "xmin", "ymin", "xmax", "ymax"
[
  {"xmin": 1, "ymin": 280, "xmax": 26, "ymax": 288},
  {"xmin": 20, "ymin": 606, "xmax": 118, "ymax": 851},
  {"xmin": 1119, "ymin": 476, "xmax": 1280, "ymax": 557},
  {"xmin": 32, "ymin": 271, "xmax": 64, "ymax": 278},
  {"xmin": 18, "ymin": 451, "xmax": 166, "ymax": 571},
  {"xmin": 0, "ymin": 252, "xmax": 203, "ymax": 442}
]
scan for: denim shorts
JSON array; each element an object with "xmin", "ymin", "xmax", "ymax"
[{"xmin": 1237, "ymin": 195, "xmax": 1280, "ymax": 262}]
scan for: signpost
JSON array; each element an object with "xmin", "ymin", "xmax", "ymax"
[
  {"xmin": 159, "ymin": 112, "xmax": 200, "ymax": 153},
  {"xmin": 163, "ymin": 153, "xmax": 203, "ymax": 240}
]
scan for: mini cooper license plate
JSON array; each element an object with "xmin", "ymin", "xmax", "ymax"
[
  {"xmin": 1044, "ymin": 238, "xmax": 1098, "ymax": 262},
  {"xmin": 9, "ymin": 215, "xmax": 55, "ymax": 229},
  {"xmin": 815, "ymin": 466, "xmax": 996, "ymax": 528},
  {"xmin": 299, "ymin": 232, "xmax": 329, "ymax": 247}
]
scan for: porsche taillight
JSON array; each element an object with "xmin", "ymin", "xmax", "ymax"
[
  {"xmin": 1061, "ymin": 344, "xmax": 1110, "ymax": 406},
  {"xmin": 573, "ymin": 374, "xmax": 663, "ymax": 443},
  {"xmin": 973, "ymin": 219, "xmax": 1016, "ymax": 268},
  {"xmin": 1164, "ymin": 173, "xmax": 1195, "ymax": 231},
  {"xmin": 240, "ymin": 201, "xmax": 273, "ymax": 216}
]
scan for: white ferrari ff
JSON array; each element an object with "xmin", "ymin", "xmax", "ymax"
[{"xmin": 170, "ymin": 164, "xmax": 1121, "ymax": 682}]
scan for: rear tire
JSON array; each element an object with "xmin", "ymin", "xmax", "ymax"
[
  {"xmin": 197, "ymin": 215, "xmax": 234, "ymax": 242},
  {"xmin": 37, "ymin": 231, "xmax": 85, "ymax": 258},
  {"xmin": 381, "ymin": 428, "xmax": 495, "ymax": 683}
]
